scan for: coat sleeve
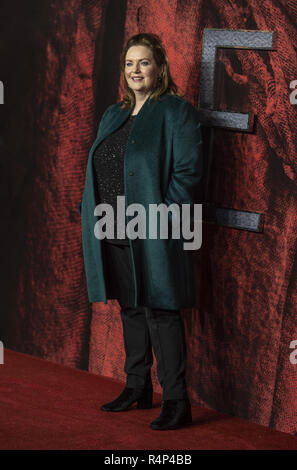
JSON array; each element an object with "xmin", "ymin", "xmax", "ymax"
[
  {"xmin": 77, "ymin": 104, "xmax": 115, "ymax": 216},
  {"xmin": 95, "ymin": 104, "xmax": 116, "ymax": 138},
  {"xmin": 164, "ymin": 100, "xmax": 203, "ymax": 208}
]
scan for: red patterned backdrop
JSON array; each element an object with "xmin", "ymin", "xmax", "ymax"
[{"xmin": 0, "ymin": 0, "xmax": 296, "ymax": 434}]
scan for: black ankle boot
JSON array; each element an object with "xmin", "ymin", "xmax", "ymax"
[
  {"xmin": 149, "ymin": 398, "xmax": 192, "ymax": 430},
  {"xmin": 101, "ymin": 386, "xmax": 153, "ymax": 412}
]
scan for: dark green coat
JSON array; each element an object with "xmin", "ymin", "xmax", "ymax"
[{"xmin": 79, "ymin": 91, "xmax": 203, "ymax": 309}]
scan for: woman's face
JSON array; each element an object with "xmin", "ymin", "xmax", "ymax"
[{"xmin": 124, "ymin": 45, "xmax": 161, "ymax": 96}]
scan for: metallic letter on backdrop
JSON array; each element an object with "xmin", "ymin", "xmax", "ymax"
[
  {"xmin": 0, "ymin": 81, "xmax": 3, "ymax": 104},
  {"xmin": 0, "ymin": 341, "xmax": 3, "ymax": 364},
  {"xmin": 198, "ymin": 29, "xmax": 275, "ymax": 232}
]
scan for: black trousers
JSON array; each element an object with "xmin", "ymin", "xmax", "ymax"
[{"xmin": 102, "ymin": 240, "xmax": 189, "ymax": 400}]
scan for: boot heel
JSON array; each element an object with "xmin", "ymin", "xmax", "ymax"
[
  {"xmin": 137, "ymin": 388, "xmax": 153, "ymax": 409},
  {"xmin": 184, "ymin": 406, "xmax": 192, "ymax": 423}
]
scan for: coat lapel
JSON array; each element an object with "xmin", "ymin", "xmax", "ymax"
[
  {"xmin": 98, "ymin": 108, "xmax": 130, "ymax": 144},
  {"xmin": 95, "ymin": 89, "xmax": 156, "ymax": 146}
]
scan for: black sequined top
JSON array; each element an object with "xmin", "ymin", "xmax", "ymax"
[{"xmin": 92, "ymin": 113, "xmax": 136, "ymax": 246}]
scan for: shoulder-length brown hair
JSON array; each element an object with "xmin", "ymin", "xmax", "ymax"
[{"xmin": 119, "ymin": 33, "xmax": 184, "ymax": 109}]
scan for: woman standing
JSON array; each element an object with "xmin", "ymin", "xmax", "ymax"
[{"xmin": 79, "ymin": 33, "xmax": 203, "ymax": 430}]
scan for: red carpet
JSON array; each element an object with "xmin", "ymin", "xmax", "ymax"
[{"xmin": 0, "ymin": 349, "xmax": 296, "ymax": 450}]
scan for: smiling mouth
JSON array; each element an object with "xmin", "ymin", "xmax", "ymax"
[{"xmin": 132, "ymin": 77, "xmax": 144, "ymax": 81}]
